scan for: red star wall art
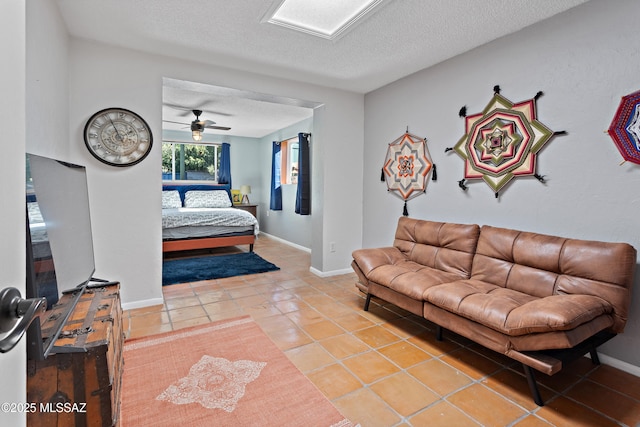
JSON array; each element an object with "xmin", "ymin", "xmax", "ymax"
[
  {"xmin": 452, "ymin": 87, "xmax": 563, "ymax": 197},
  {"xmin": 607, "ymin": 89, "xmax": 640, "ymax": 165}
]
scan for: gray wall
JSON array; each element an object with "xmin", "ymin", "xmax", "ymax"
[
  {"xmin": 258, "ymin": 118, "xmax": 314, "ymax": 249},
  {"xmin": 363, "ymin": 0, "xmax": 640, "ymax": 368}
]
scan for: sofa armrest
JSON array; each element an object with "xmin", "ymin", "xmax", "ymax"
[{"xmin": 352, "ymin": 247, "xmax": 406, "ymax": 277}]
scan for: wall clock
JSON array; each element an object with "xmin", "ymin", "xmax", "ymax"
[{"xmin": 83, "ymin": 107, "xmax": 153, "ymax": 167}]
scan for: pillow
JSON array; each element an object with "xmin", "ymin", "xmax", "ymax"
[
  {"xmin": 184, "ymin": 190, "xmax": 232, "ymax": 208},
  {"xmin": 162, "ymin": 190, "xmax": 182, "ymax": 209}
]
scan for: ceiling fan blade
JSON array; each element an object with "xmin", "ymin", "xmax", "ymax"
[
  {"xmin": 162, "ymin": 119, "xmax": 190, "ymax": 126},
  {"xmin": 206, "ymin": 125, "xmax": 231, "ymax": 131},
  {"xmin": 163, "ymin": 103, "xmax": 195, "ymax": 117}
]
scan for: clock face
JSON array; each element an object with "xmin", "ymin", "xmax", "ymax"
[{"xmin": 83, "ymin": 108, "xmax": 153, "ymax": 167}]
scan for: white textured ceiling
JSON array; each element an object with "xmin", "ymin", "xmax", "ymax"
[{"xmin": 55, "ymin": 0, "xmax": 589, "ymax": 138}]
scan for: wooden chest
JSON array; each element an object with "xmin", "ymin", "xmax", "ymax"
[{"xmin": 27, "ymin": 284, "xmax": 124, "ymax": 427}]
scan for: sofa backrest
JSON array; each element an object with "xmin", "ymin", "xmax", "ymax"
[
  {"xmin": 471, "ymin": 225, "xmax": 637, "ymax": 332},
  {"xmin": 393, "ymin": 217, "xmax": 480, "ymax": 278}
]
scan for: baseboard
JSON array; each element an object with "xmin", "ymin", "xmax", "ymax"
[
  {"xmin": 309, "ymin": 266, "xmax": 354, "ymax": 278},
  {"xmin": 122, "ymin": 297, "xmax": 164, "ymax": 311},
  {"xmin": 259, "ymin": 232, "xmax": 311, "ymax": 253},
  {"xmin": 594, "ymin": 352, "xmax": 640, "ymax": 378}
]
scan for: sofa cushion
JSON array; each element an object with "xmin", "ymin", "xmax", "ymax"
[
  {"xmin": 393, "ymin": 217, "xmax": 480, "ymax": 277},
  {"xmin": 369, "ymin": 262, "xmax": 466, "ymax": 300},
  {"xmin": 471, "ymin": 225, "xmax": 636, "ymax": 333},
  {"xmin": 424, "ymin": 279, "xmax": 614, "ymax": 336}
]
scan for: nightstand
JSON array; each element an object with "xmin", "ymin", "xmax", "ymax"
[{"xmin": 234, "ymin": 203, "xmax": 257, "ymax": 218}]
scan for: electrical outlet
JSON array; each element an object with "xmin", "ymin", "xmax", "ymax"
[{"xmin": 329, "ymin": 242, "xmax": 336, "ymax": 252}]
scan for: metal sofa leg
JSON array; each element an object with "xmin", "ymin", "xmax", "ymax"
[
  {"xmin": 364, "ymin": 294, "xmax": 372, "ymax": 311},
  {"xmin": 590, "ymin": 349, "xmax": 601, "ymax": 365},
  {"xmin": 435, "ymin": 325, "xmax": 443, "ymax": 341},
  {"xmin": 523, "ymin": 364, "xmax": 544, "ymax": 406}
]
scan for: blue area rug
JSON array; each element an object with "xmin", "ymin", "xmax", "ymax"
[{"xmin": 162, "ymin": 252, "xmax": 280, "ymax": 286}]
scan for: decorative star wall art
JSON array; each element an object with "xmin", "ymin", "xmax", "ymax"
[
  {"xmin": 450, "ymin": 86, "xmax": 565, "ymax": 198},
  {"xmin": 607, "ymin": 89, "xmax": 640, "ymax": 165},
  {"xmin": 382, "ymin": 130, "xmax": 435, "ymax": 216}
]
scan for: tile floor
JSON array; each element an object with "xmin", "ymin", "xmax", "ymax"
[{"xmin": 124, "ymin": 236, "xmax": 640, "ymax": 427}]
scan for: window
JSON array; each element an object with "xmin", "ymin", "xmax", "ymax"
[
  {"xmin": 162, "ymin": 142, "xmax": 221, "ymax": 182},
  {"xmin": 280, "ymin": 136, "xmax": 299, "ymax": 185}
]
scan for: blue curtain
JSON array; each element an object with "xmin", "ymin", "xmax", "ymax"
[
  {"xmin": 218, "ymin": 142, "xmax": 231, "ymax": 188},
  {"xmin": 295, "ymin": 133, "xmax": 310, "ymax": 215},
  {"xmin": 270, "ymin": 141, "xmax": 282, "ymax": 210}
]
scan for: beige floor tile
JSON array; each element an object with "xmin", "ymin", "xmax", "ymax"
[
  {"xmin": 407, "ymin": 359, "xmax": 473, "ymax": 397},
  {"xmin": 353, "ymin": 325, "xmax": 402, "ymax": 349},
  {"xmin": 565, "ymin": 379, "xmax": 640, "ymax": 426},
  {"xmin": 285, "ymin": 342, "xmax": 335, "ymax": 372},
  {"xmin": 407, "ymin": 330, "xmax": 461, "ymax": 356},
  {"xmin": 447, "ymin": 383, "xmax": 526, "ymax": 426},
  {"xmin": 164, "ymin": 295, "xmax": 201, "ymax": 310},
  {"xmin": 440, "ymin": 348, "xmax": 503, "ymax": 380},
  {"xmin": 167, "ymin": 305, "xmax": 207, "ymax": 323},
  {"xmin": 369, "ymin": 372, "xmax": 439, "ymax": 416},
  {"xmin": 286, "ymin": 307, "xmax": 327, "ymax": 326},
  {"xmin": 332, "ymin": 312, "xmax": 376, "ymax": 332},
  {"xmin": 512, "ymin": 415, "xmax": 554, "ymax": 427},
  {"xmin": 587, "ymin": 363, "xmax": 640, "ymax": 401},
  {"xmin": 342, "ymin": 351, "xmax": 400, "ymax": 384},
  {"xmin": 273, "ymin": 299, "xmax": 308, "ymax": 314},
  {"xmin": 127, "ymin": 323, "xmax": 173, "ymax": 339},
  {"xmin": 320, "ymin": 334, "xmax": 370, "ymax": 359},
  {"xmin": 171, "ymin": 316, "xmax": 211, "ymax": 330},
  {"xmin": 196, "ymin": 289, "xmax": 231, "ymax": 304},
  {"xmin": 380, "ymin": 316, "xmax": 428, "ymax": 339},
  {"xmin": 306, "ymin": 364, "xmax": 362, "ymax": 400},
  {"xmin": 409, "ymin": 401, "xmax": 480, "ymax": 427},
  {"xmin": 483, "ymin": 369, "xmax": 555, "ymax": 411},
  {"xmin": 300, "ymin": 319, "xmax": 345, "ymax": 340},
  {"xmin": 201, "ymin": 299, "xmax": 239, "ymax": 316},
  {"xmin": 332, "ymin": 388, "xmax": 401, "ymax": 427},
  {"xmin": 535, "ymin": 396, "xmax": 620, "ymax": 427},
  {"xmin": 266, "ymin": 326, "xmax": 313, "ymax": 351},
  {"xmin": 241, "ymin": 303, "xmax": 281, "ymax": 319},
  {"xmin": 378, "ymin": 341, "xmax": 433, "ymax": 369},
  {"xmin": 129, "ymin": 311, "xmax": 170, "ymax": 329}
]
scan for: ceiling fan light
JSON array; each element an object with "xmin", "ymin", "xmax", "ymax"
[{"xmin": 192, "ymin": 130, "xmax": 203, "ymax": 141}]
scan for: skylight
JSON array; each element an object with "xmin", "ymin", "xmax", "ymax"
[{"xmin": 265, "ymin": 0, "xmax": 385, "ymax": 40}]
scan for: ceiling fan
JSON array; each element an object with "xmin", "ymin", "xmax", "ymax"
[{"xmin": 163, "ymin": 109, "xmax": 231, "ymax": 141}]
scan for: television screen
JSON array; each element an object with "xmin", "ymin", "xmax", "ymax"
[{"xmin": 26, "ymin": 154, "xmax": 95, "ymax": 304}]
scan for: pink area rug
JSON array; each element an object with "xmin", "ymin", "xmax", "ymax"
[{"xmin": 121, "ymin": 316, "xmax": 356, "ymax": 427}]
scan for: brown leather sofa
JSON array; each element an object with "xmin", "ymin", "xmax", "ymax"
[{"xmin": 352, "ymin": 217, "xmax": 637, "ymax": 405}]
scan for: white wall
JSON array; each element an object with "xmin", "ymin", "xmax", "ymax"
[
  {"xmin": 363, "ymin": 0, "xmax": 640, "ymax": 368},
  {"xmin": 0, "ymin": 3, "xmax": 26, "ymax": 426},
  {"xmin": 64, "ymin": 38, "xmax": 363, "ymax": 307}
]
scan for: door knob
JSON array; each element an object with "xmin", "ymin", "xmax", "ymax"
[{"xmin": 0, "ymin": 287, "xmax": 46, "ymax": 353}]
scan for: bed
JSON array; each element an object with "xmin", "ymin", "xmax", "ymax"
[{"xmin": 162, "ymin": 184, "xmax": 258, "ymax": 253}]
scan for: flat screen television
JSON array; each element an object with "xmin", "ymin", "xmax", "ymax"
[{"xmin": 25, "ymin": 153, "xmax": 96, "ymax": 359}]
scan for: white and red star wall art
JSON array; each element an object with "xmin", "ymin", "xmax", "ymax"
[
  {"xmin": 382, "ymin": 131, "xmax": 436, "ymax": 216},
  {"xmin": 449, "ymin": 86, "xmax": 565, "ymax": 198},
  {"xmin": 607, "ymin": 89, "xmax": 640, "ymax": 165}
]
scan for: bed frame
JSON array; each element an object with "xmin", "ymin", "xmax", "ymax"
[
  {"xmin": 162, "ymin": 235, "xmax": 255, "ymax": 253},
  {"xmin": 162, "ymin": 183, "xmax": 255, "ymax": 253}
]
